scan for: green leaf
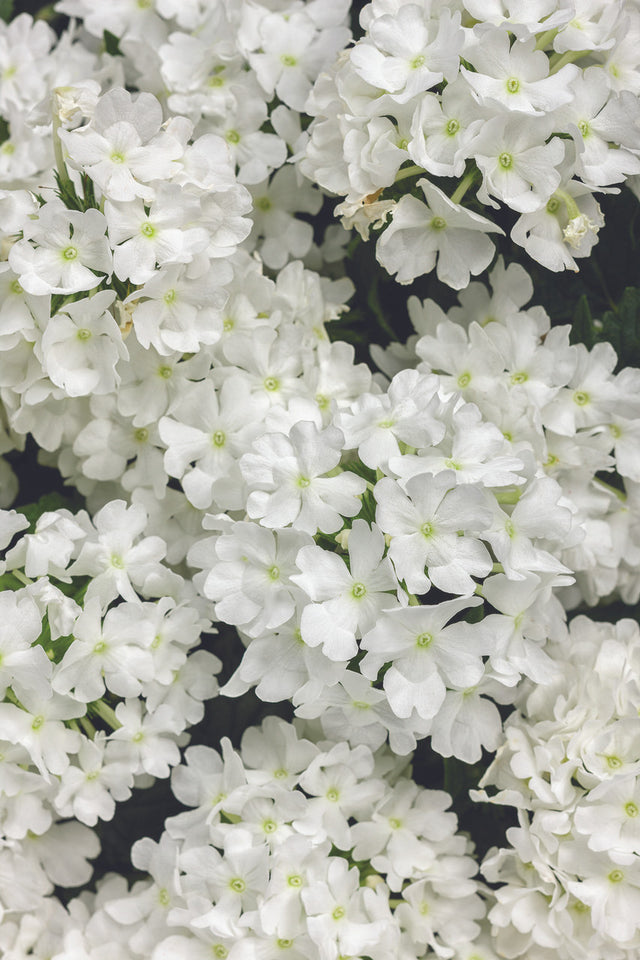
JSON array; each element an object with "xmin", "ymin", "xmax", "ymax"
[
  {"xmin": 601, "ymin": 286, "xmax": 640, "ymax": 368},
  {"xmin": 19, "ymin": 491, "xmax": 80, "ymax": 532},
  {"xmin": 569, "ymin": 293, "xmax": 595, "ymax": 350},
  {"xmin": 103, "ymin": 28, "xmax": 122, "ymax": 56},
  {"xmin": 0, "ymin": 0, "xmax": 13, "ymax": 24}
]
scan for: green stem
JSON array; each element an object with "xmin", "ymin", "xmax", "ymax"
[
  {"xmin": 548, "ymin": 49, "xmax": 590, "ymax": 74},
  {"xmin": 450, "ymin": 168, "xmax": 478, "ymax": 205},
  {"xmin": 394, "ymin": 164, "xmax": 425, "ymax": 184},
  {"xmin": 90, "ymin": 699, "xmax": 122, "ymax": 730},
  {"xmin": 535, "ymin": 28, "xmax": 558, "ymax": 50},
  {"xmin": 553, "ymin": 188, "xmax": 581, "ymax": 221},
  {"xmin": 79, "ymin": 715, "xmax": 97, "ymax": 738},
  {"xmin": 11, "ymin": 569, "xmax": 33, "ymax": 587}
]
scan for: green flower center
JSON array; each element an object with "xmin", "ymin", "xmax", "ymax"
[
  {"xmin": 229, "ymin": 877, "xmax": 246, "ymax": 893},
  {"xmin": 420, "ymin": 521, "xmax": 434, "ymax": 539},
  {"xmin": 546, "ymin": 196, "xmax": 560, "ymax": 214},
  {"xmin": 135, "ymin": 427, "xmax": 149, "ymax": 443},
  {"xmin": 226, "ymin": 129, "xmax": 240, "ymax": 144},
  {"xmin": 263, "ymin": 375, "xmax": 279, "ymax": 391},
  {"xmin": 157, "ymin": 887, "xmax": 170, "ymax": 906},
  {"xmin": 287, "ymin": 874, "xmax": 303, "ymax": 887},
  {"xmin": 93, "ymin": 640, "xmax": 107, "ymax": 654},
  {"xmin": 625, "ymin": 802, "xmax": 639, "ymax": 818},
  {"xmin": 510, "ymin": 371, "xmax": 528, "ymax": 384},
  {"xmin": 351, "ymin": 582, "xmax": 367, "ymax": 599},
  {"xmin": 110, "ymin": 151, "xmax": 125, "ymax": 164},
  {"xmin": 416, "ymin": 632, "xmax": 433, "ymax": 648},
  {"xmin": 31, "ymin": 715, "xmax": 44, "ymax": 730},
  {"xmin": 457, "ymin": 371, "xmax": 471, "ymax": 388},
  {"xmin": 280, "ymin": 54, "xmax": 297, "ymax": 67},
  {"xmin": 62, "ymin": 245, "xmax": 78, "ymax": 261},
  {"xmin": 446, "ymin": 118, "xmax": 460, "ymax": 136},
  {"xmin": 606, "ymin": 755, "xmax": 623, "ymax": 769},
  {"xmin": 410, "ymin": 54, "xmax": 425, "ymax": 69},
  {"xmin": 506, "ymin": 76, "xmax": 520, "ymax": 93},
  {"xmin": 263, "ymin": 819, "xmax": 277, "ymax": 834},
  {"xmin": 77, "ymin": 328, "xmax": 92, "ymax": 341},
  {"xmin": 163, "ymin": 288, "xmax": 177, "ymax": 305},
  {"xmin": 212, "ymin": 430, "xmax": 226, "ymax": 447},
  {"xmin": 326, "ymin": 787, "xmax": 340, "ymax": 802},
  {"xmin": 573, "ymin": 390, "xmax": 589, "ymax": 406},
  {"xmin": 158, "ymin": 365, "xmax": 173, "ymax": 379},
  {"xmin": 430, "ymin": 215, "xmax": 446, "ymax": 231},
  {"xmin": 296, "ymin": 476, "xmax": 311, "ymax": 488},
  {"xmin": 499, "ymin": 152, "xmax": 513, "ymax": 169},
  {"xmin": 268, "ymin": 564, "xmax": 280, "ymax": 581},
  {"xmin": 608, "ymin": 869, "xmax": 624, "ymax": 883},
  {"xmin": 578, "ymin": 119, "xmax": 590, "ymax": 137},
  {"xmin": 140, "ymin": 222, "xmax": 155, "ymax": 238},
  {"xmin": 332, "ymin": 906, "xmax": 346, "ymax": 920}
]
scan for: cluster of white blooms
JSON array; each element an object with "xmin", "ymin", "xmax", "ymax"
[
  {"xmin": 300, "ymin": 0, "xmax": 640, "ymax": 286},
  {"xmin": 3, "ymin": 716, "xmax": 491, "ymax": 959},
  {"xmin": 175, "ymin": 257, "xmax": 638, "ymax": 765},
  {"xmin": 373, "ymin": 257, "xmax": 640, "ymax": 609},
  {"xmin": 1, "ymin": 1, "xmax": 640, "ymax": 956},
  {"xmin": 51, "ymin": 0, "xmax": 351, "ymax": 270},
  {"xmin": 0, "ymin": 499, "xmax": 219, "ymax": 917},
  {"xmin": 475, "ymin": 616, "xmax": 640, "ymax": 959}
]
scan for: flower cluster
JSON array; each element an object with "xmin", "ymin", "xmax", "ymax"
[
  {"xmin": 0, "ymin": 499, "xmax": 219, "ymax": 914},
  {"xmin": 11, "ymin": 717, "xmax": 489, "ymax": 959},
  {"xmin": 0, "ymin": 1, "xmax": 639, "ymax": 956},
  {"xmin": 475, "ymin": 616, "xmax": 640, "ymax": 959},
  {"xmin": 181, "ymin": 257, "xmax": 640, "ymax": 764},
  {"xmin": 300, "ymin": 0, "xmax": 640, "ymax": 285},
  {"xmin": 374, "ymin": 257, "xmax": 640, "ymax": 609}
]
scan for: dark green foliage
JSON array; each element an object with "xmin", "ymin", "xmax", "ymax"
[
  {"xmin": 103, "ymin": 28, "xmax": 122, "ymax": 57},
  {"xmin": 0, "ymin": 0, "xmax": 13, "ymax": 22}
]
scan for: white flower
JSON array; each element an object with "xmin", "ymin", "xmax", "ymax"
[
  {"xmin": 374, "ymin": 472, "xmax": 493, "ymax": 595},
  {"xmin": 38, "ymin": 290, "xmax": 127, "ymax": 398},
  {"xmin": 9, "ymin": 205, "xmax": 113, "ymax": 296},
  {"xmin": 376, "ymin": 180, "xmax": 502, "ymax": 288},
  {"xmin": 292, "ymin": 520, "xmax": 401, "ymax": 661},
  {"xmin": 463, "ymin": 26, "xmax": 580, "ymax": 115},
  {"xmin": 60, "ymin": 87, "xmax": 184, "ymax": 202},
  {"xmin": 106, "ymin": 185, "xmax": 209, "ymax": 284},
  {"xmin": 360, "ymin": 596, "xmax": 486, "ymax": 721},
  {"xmin": 242, "ymin": 420, "xmax": 366, "ymax": 535},
  {"xmin": 350, "ymin": 4, "xmax": 463, "ymax": 103}
]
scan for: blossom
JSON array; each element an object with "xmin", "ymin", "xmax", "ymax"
[
  {"xmin": 241, "ymin": 420, "xmax": 366, "ymax": 535},
  {"xmin": 376, "ymin": 180, "xmax": 503, "ymax": 288},
  {"xmin": 292, "ymin": 520, "xmax": 401, "ymax": 661}
]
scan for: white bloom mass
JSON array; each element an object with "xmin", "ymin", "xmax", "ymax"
[{"xmin": 0, "ymin": 1, "xmax": 639, "ymax": 955}]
